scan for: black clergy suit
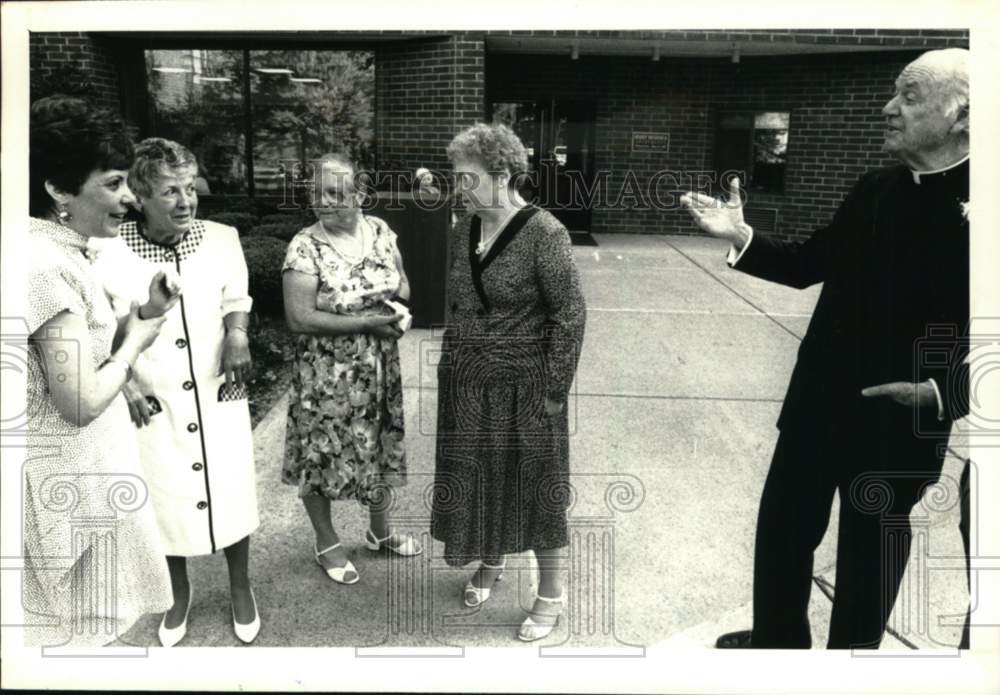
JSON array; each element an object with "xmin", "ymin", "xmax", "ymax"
[{"xmin": 732, "ymin": 159, "xmax": 969, "ymax": 648}]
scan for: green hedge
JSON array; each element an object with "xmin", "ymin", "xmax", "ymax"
[
  {"xmin": 260, "ymin": 212, "xmax": 311, "ymax": 227},
  {"xmin": 223, "ymin": 197, "xmax": 260, "ymax": 217},
  {"xmin": 241, "ymin": 235, "xmax": 288, "ymax": 317},
  {"xmin": 250, "ymin": 222, "xmax": 304, "ymax": 243},
  {"xmin": 207, "ymin": 212, "xmax": 257, "ymax": 236}
]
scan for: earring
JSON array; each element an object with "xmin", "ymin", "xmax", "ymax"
[{"xmin": 56, "ymin": 206, "xmax": 72, "ymax": 225}]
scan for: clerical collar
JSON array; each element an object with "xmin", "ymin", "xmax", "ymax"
[{"xmin": 910, "ymin": 154, "xmax": 969, "ymax": 184}]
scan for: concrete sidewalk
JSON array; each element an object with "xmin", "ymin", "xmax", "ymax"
[{"xmin": 122, "ymin": 233, "xmax": 970, "ymax": 651}]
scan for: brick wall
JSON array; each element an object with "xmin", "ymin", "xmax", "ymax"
[
  {"xmin": 28, "ymin": 29, "xmax": 968, "ymax": 241},
  {"xmin": 29, "ymin": 32, "xmax": 122, "ymax": 112},
  {"xmin": 499, "ymin": 29, "xmax": 970, "ymax": 49},
  {"xmin": 375, "ymin": 34, "xmax": 485, "ymax": 176},
  {"xmin": 704, "ymin": 52, "xmax": 916, "ymax": 240},
  {"xmin": 488, "ymin": 53, "xmax": 710, "ymax": 238},
  {"xmin": 488, "ymin": 44, "xmax": 967, "ymax": 240}
]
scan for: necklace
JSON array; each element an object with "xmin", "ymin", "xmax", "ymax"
[
  {"xmin": 476, "ymin": 206, "xmax": 521, "ymax": 256},
  {"xmin": 320, "ymin": 219, "xmax": 366, "ymax": 261}
]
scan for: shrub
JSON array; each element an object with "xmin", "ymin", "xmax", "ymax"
[
  {"xmin": 250, "ymin": 222, "xmax": 304, "ymax": 243},
  {"xmin": 207, "ymin": 212, "xmax": 257, "ymax": 236},
  {"xmin": 223, "ymin": 196, "xmax": 260, "ymax": 217},
  {"xmin": 260, "ymin": 212, "xmax": 311, "ymax": 227},
  {"xmin": 241, "ymin": 235, "xmax": 289, "ymax": 317}
]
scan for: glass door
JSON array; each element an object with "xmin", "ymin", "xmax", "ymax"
[{"xmin": 491, "ymin": 99, "xmax": 596, "ymax": 231}]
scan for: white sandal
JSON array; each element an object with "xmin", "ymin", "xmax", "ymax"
[
  {"xmin": 365, "ymin": 528, "xmax": 423, "ymax": 556},
  {"xmin": 517, "ymin": 591, "xmax": 566, "ymax": 642},
  {"xmin": 314, "ymin": 542, "xmax": 359, "ymax": 585},
  {"xmin": 463, "ymin": 560, "xmax": 506, "ymax": 607}
]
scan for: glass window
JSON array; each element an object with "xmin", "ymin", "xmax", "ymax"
[
  {"xmin": 752, "ymin": 112, "xmax": 790, "ymax": 193},
  {"xmin": 146, "ymin": 49, "xmax": 246, "ymax": 194},
  {"xmin": 713, "ymin": 111, "xmax": 790, "ymax": 194},
  {"xmin": 143, "ymin": 48, "xmax": 375, "ymax": 198},
  {"xmin": 250, "ymin": 50, "xmax": 375, "ymax": 196}
]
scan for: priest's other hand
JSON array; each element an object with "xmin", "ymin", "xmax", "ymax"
[
  {"xmin": 861, "ymin": 381, "xmax": 937, "ymax": 408},
  {"xmin": 679, "ymin": 176, "xmax": 752, "ymax": 249}
]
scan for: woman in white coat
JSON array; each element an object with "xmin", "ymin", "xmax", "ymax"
[{"xmin": 97, "ymin": 138, "xmax": 261, "ymax": 646}]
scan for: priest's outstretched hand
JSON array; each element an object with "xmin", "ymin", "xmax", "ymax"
[{"xmin": 679, "ymin": 176, "xmax": 752, "ymax": 250}]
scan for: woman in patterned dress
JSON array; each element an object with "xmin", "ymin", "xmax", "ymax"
[
  {"xmin": 430, "ymin": 123, "xmax": 586, "ymax": 642},
  {"xmin": 98, "ymin": 138, "xmax": 261, "ymax": 646},
  {"xmin": 282, "ymin": 153, "xmax": 422, "ymax": 585},
  {"xmin": 23, "ymin": 95, "xmax": 176, "ymax": 647}
]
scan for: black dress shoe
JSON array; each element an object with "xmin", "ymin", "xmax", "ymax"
[{"xmin": 716, "ymin": 630, "xmax": 753, "ymax": 648}]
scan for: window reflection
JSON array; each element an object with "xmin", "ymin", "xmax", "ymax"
[
  {"xmin": 146, "ymin": 49, "xmax": 246, "ymax": 194},
  {"xmin": 714, "ymin": 110, "xmax": 790, "ymax": 194},
  {"xmin": 144, "ymin": 49, "xmax": 375, "ymax": 198}
]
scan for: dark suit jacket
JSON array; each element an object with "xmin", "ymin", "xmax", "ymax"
[{"xmin": 734, "ymin": 160, "xmax": 969, "ymax": 476}]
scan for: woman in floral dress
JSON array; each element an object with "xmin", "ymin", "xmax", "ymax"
[{"xmin": 282, "ymin": 153, "xmax": 422, "ymax": 585}]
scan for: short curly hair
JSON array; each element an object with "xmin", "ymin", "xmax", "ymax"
[
  {"xmin": 29, "ymin": 95, "xmax": 134, "ymax": 217},
  {"xmin": 446, "ymin": 123, "xmax": 529, "ymax": 179},
  {"xmin": 130, "ymin": 137, "xmax": 199, "ymax": 199}
]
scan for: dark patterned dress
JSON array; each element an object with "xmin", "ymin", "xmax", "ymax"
[
  {"xmin": 281, "ymin": 215, "xmax": 407, "ymax": 503},
  {"xmin": 431, "ymin": 206, "xmax": 586, "ymax": 566}
]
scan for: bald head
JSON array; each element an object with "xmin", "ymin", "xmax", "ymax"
[
  {"xmin": 882, "ymin": 48, "xmax": 969, "ymax": 169},
  {"xmin": 902, "ymin": 48, "xmax": 969, "ymax": 118}
]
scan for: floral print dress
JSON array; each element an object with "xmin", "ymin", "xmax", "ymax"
[{"xmin": 281, "ymin": 216, "xmax": 406, "ymax": 503}]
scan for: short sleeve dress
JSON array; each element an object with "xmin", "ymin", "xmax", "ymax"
[
  {"xmin": 22, "ymin": 218, "xmax": 172, "ymax": 647},
  {"xmin": 281, "ymin": 215, "xmax": 407, "ymax": 503},
  {"xmin": 97, "ymin": 219, "xmax": 260, "ymax": 557}
]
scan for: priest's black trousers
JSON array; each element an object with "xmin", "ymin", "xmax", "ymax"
[{"xmin": 749, "ymin": 426, "xmax": 937, "ymax": 649}]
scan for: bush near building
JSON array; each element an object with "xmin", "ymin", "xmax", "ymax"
[
  {"xmin": 250, "ymin": 221, "xmax": 302, "ymax": 243},
  {"xmin": 241, "ymin": 233, "xmax": 296, "ymax": 424},
  {"xmin": 260, "ymin": 212, "xmax": 312, "ymax": 227},
  {"xmin": 242, "ymin": 234, "xmax": 288, "ymax": 317},
  {"xmin": 207, "ymin": 212, "xmax": 258, "ymax": 236}
]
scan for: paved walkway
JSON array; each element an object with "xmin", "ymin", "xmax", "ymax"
[{"xmin": 122, "ymin": 233, "xmax": 970, "ymax": 651}]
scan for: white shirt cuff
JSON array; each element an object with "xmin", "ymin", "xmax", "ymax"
[
  {"xmin": 726, "ymin": 226, "xmax": 754, "ymax": 267},
  {"xmin": 927, "ymin": 378, "xmax": 945, "ymax": 421},
  {"xmin": 222, "ymin": 297, "xmax": 254, "ymax": 315}
]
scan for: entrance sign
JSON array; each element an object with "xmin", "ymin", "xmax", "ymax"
[{"xmin": 632, "ymin": 131, "xmax": 669, "ymax": 152}]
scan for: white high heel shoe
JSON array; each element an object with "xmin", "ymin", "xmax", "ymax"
[
  {"xmin": 463, "ymin": 560, "xmax": 506, "ymax": 607},
  {"xmin": 232, "ymin": 588, "xmax": 260, "ymax": 644},
  {"xmin": 517, "ymin": 591, "xmax": 566, "ymax": 642},
  {"xmin": 158, "ymin": 584, "xmax": 193, "ymax": 648},
  {"xmin": 365, "ymin": 528, "xmax": 423, "ymax": 556},
  {"xmin": 315, "ymin": 542, "xmax": 360, "ymax": 585}
]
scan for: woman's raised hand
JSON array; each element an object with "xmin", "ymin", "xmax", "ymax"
[
  {"xmin": 124, "ymin": 300, "xmax": 168, "ymax": 353},
  {"xmin": 145, "ymin": 268, "xmax": 183, "ymax": 318}
]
